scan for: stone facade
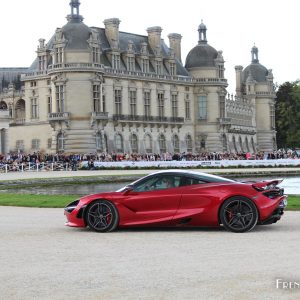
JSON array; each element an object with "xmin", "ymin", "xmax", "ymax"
[{"xmin": 0, "ymin": 0, "xmax": 276, "ymax": 155}]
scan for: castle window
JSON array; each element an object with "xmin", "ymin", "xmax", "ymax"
[
  {"xmin": 245, "ymin": 137, "xmax": 250, "ymax": 152},
  {"xmin": 114, "ymin": 89, "xmax": 122, "ymax": 115},
  {"xmin": 38, "ymin": 56, "xmax": 47, "ymax": 71},
  {"xmin": 239, "ymin": 136, "xmax": 244, "ymax": 152},
  {"xmin": 31, "ymin": 98, "xmax": 38, "ymax": 119},
  {"xmin": 185, "ymin": 100, "xmax": 191, "ymax": 120},
  {"xmin": 15, "ymin": 99, "xmax": 25, "ymax": 123},
  {"xmin": 0, "ymin": 101, "xmax": 7, "ymax": 110},
  {"xmin": 47, "ymin": 138, "xmax": 52, "ymax": 149},
  {"xmin": 222, "ymin": 134, "xmax": 227, "ymax": 152},
  {"xmin": 198, "ymin": 96, "xmax": 207, "ymax": 119},
  {"xmin": 32, "ymin": 139, "xmax": 40, "ymax": 151},
  {"xmin": 171, "ymin": 94, "xmax": 178, "ymax": 118},
  {"xmin": 55, "ymin": 85, "xmax": 64, "ymax": 113},
  {"xmin": 112, "ymin": 54, "xmax": 120, "ymax": 69},
  {"xmin": 155, "ymin": 60, "xmax": 162, "ymax": 74},
  {"xmin": 93, "ymin": 84, "xmax": 101, "ymax": 112},
  {"xmin": 92, "ymin": 47, "xmax": 100, "ymax": 63},
  {"xmin": 158, "ymin": 92, "xmax": 165, "ymax": 118},
  {"xmin": 57, "ymin": 133, "xmax": 65, "ymax": 152},
  {"xmin": 233, "ymin": 136, "xmax": 237, "ymax": 153},
  {"xmin": 127, "ymin": 56, "xmax": 135, "ymax": 71},
  {"xmin": 145, "ymin": 134, "xmax": 153, "ymax": 153},
  {"xmin": 47, "ymin": 96, "xmax": 52, "ymax": 114},
  {"xmin": 172, "ymin": 135, "xmax": 180, "ymax": 153},
  {"xmin": 185, "ymin": 135, "xmax": 193, "ymax": 152},
  {"xmin": 141, "ymin": 58, "xmax": 149, "ymax": 73},
  {"xmin": 102, "ymin": 95, "xmax": 106, "ymax": 113},
  {"xmin": 218, "ymin": 65, "xmax": 224, "ymax": 78},
  {"xmin": 169, "ymin": 62, "xmax": 176, "ymax": 76},
  {"xmin": 144, "ymin": 91, "xmax": 151, "ymax": 117},
  {"xmin": 129, "ymin": 90, "xmax": 137, "ymax": 117},
  {"xmin": 219, "ymin": 96, "xmax": 225, "ymax": 118},
  {"xmin": 55, "ymin": 47, "xmax": 63, "ymax": 64},
  {"xmin": 270, "ymin": 104, "xmax": 275, "ymax": 129},
  {"xmin": 115, "ymin": 134, "xmax": 123, "ymax": 152},
  {"xmin": 95, "ymin": 132, "xmax": 102, "ymax": 151},
  {"xmin": 130, "ymin": 134, "xmax": 138, "ymax": 153},
  {"xmin": 16, "ymin": 140, "xmax": 24, "ymax": 152},
  {"xmin": 159, "ymin": 134, "xmax": 166, "ymax": 153}
]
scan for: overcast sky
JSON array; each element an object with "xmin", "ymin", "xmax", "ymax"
[{"xmin": 1, "ymin": 0, "xmax": 299, "ymax": 92}]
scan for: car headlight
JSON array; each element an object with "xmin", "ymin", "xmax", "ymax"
[{"xmin": 64, "ymin": 200, "xmax": 80, "ymax": 213}]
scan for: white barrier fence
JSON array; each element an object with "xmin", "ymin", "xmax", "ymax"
[
  {"xmin": 82, "ymin": 159, "xmax": 300, "ymax": 168},
  {"xmin": 0, "ymin": 159, "xmax": 299, "ymax": 173},
  {"xmin": 0, "ymin": 162, "xmax": 74, "ymax": 173}
]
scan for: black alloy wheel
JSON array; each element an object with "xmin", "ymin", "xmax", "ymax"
[
  {"xmin": 85, "ymin": 200, "xmax": 119, "ymax": 232},
  {"xmin": 220, "ymin": 196, "xmax": 258, "ymax": 233}
]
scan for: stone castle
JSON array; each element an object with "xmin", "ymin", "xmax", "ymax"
[{"xmin": 0, "ymin": 0, "xmax": 276, "ymax": 155}]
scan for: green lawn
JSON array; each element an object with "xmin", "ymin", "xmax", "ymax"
[
  {"xmin": 285, "ymin": 195, "xmax": 300, "ymax": 210},
  {"xmin": 0, "ymin": 193, "xmax": 299, "ymax": 210},
  {"xmin": 0, "ymin": 194, "xmax": 80, "ymax": 208}
]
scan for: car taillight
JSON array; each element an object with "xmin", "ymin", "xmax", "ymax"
[{"xmin": 263, "ymin": 188, "xmax": 284, "ymax": 199}]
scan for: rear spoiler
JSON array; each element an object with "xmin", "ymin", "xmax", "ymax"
[{"xmin": 252, "ymin": 179, "xmax": 283, "ymax": 191}]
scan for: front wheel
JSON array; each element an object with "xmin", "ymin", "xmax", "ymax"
[
  {"xmin": 85, "ymin": 200, "xmax": 119, "ymax": 232},
  {"xmin": 220, "ymin": 196, "xmax": 258, "ymax": 233}
]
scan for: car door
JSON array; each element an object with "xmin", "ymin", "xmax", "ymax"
[{"xmin": 120, "ymin": 175, "xmax": 182, "ymax": 225}]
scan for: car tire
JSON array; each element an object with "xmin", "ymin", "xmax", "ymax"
[
  {"xmin": 85, "ymin": 200, "xmax": 119, "ymax": 232},
  {"xmin": 220, "ymin": 196, "xmax": 258, "ymax": 233}
]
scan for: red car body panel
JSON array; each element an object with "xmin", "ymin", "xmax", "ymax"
[{"xmin": 64, "ymin": 171, "xmax": 287, "ymax": 230}]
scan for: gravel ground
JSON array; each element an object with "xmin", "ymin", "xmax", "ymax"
[{"xmin": 0, "ymin": 207, "xmax": 299, "ymax": 300}]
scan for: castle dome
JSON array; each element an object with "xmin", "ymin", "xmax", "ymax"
[
  {"xmin": 61, "ymin": 0, "xmax": 91, "ymax": 50},
  {"xmin": 185, "ymin": 21, "xmax": 218, "ymax": 69},
  {"xmin": 242, "ymin": 45, "xmax": 269, "ymax": 83}
]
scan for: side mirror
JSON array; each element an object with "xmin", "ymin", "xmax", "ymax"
[{"xmin": 123, "ymin": 186, "xmax": 134, "ymax": 195}]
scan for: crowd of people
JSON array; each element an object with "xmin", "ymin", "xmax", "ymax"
[{"xmin": 0, "ymin": 148, "xmax": 299, "ymax": 170}]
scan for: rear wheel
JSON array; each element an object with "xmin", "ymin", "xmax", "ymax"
[
  {"xmin": 220, "ymin": 196, "xmax": 258, "ymax": 233},
  {"xmin": 85, "ymin": 200, "xmax": 119, "ymax": 232}
]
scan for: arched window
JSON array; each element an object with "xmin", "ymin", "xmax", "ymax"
[
  {"xmin": 159, "ymin": 134, "xmax": 166, "ymax": 153},
  {"xmin": 245, "ymin": 137, "xmax": 250, "ymax": 152},
  {"xmin": 233, "ymin": 136, "xmax": 237, "ymax": 153},
  {"xmin": 57, "ymin": 132, "xmax": 65, "ymax": 152},
  {"xmin": 200, "ymin": 138, "xmax": 206, "ymax": 149},
  {"xmin": 0, "ymin": 101, "xmax": 7, "ymax": 110},
  {"xmin": 145, "ymin": 134, "xmax": 152, "ymax": 154},
  {"xmin": 103, "ymin": 134, "xmax": 108, "ymax": 152},
  {"xmin": 239, "ymin": 136, "xmax": 243, "ymax": 152},
  {"xmin": 115, "ymin": 134, "xmax": 123, "ymax": 153},
  {"xmin": 95, "ymin": 132, "xmax": 102, "ymax": 151},
  {"xmin": 251, "ymin": 137, "xmax": 256, "ymax": 153},
  {"xmin": 15, "ymin": 99, "xmax": 25, "ymax": 123},
  {"xmin": 222, "ymin": 134, "xmax": 227, "ymax": 152},
  {"xmin": 130, "ymin": 134, "xmax": 138, "ymax": 153},
  {"xmin": 185, "ymin": 135, "xmax": 193, "ymax": 153},
  {"xmin": 172, "ymin": 135, "xmax": 180, "ymax": 153}
]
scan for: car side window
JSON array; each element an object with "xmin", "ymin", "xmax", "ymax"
[
  {"xmin": 179, "ymin": 176, "xmax": 207, "ymax": 186},
  {"xmin": 133, "ymin": 175, "xmax": 181, "ymax": 192}
]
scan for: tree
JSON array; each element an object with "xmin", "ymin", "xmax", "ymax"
[{"xmin": 275, "ymin": 81, "xmax": 300, "ymax": 148}]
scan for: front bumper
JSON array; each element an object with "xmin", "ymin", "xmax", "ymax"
[{"xmin": 64, "ymin": 200, "xmax": 86, "ymax": 227}]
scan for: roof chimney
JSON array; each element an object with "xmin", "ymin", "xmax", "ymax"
[
  {"xmin": 104, "ymin": 18, "xmax": 121, "ymax": 50},
  {"xmin": 147, "ymin": 26, "xmax": 162, "ymax": 52},
  {"xmin": 168, "ymin": 33, "xmax": 182, "ymax": 62}
]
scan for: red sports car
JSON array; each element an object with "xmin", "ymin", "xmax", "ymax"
[{"xmin": 64, "ymin": 170, "xmax": 287, "ymax": 233}]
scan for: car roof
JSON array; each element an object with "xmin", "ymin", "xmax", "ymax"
[{"xmin": 146, "ymin": 169, "xmax": 235, "ymax": 182}]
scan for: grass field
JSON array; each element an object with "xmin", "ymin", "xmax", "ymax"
[
  {"xmin": 0, "ymin": 194, "xmax": 80, "ymax": 208},
  {"xmin": 0, "ymin": 193, "xmax": 299, "ymax": 210}
]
